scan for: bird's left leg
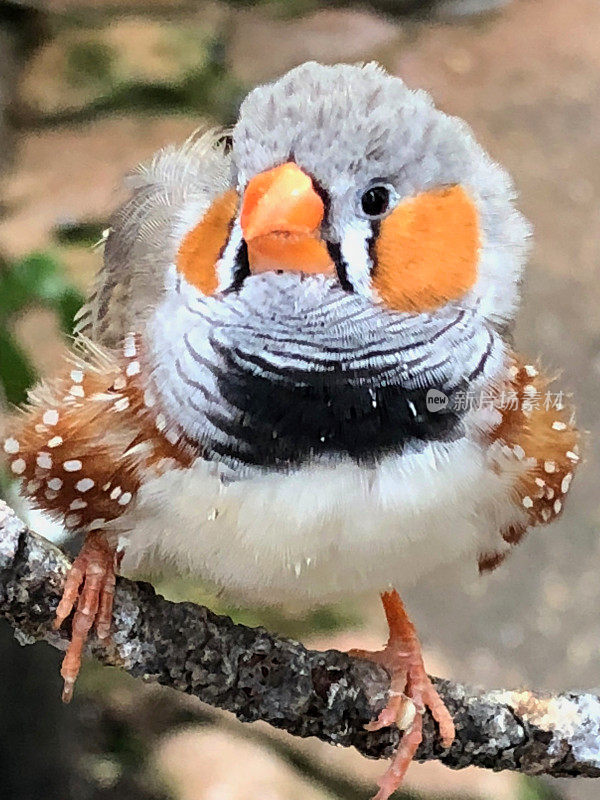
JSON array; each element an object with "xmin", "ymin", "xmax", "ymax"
[
  {"xmin": 54, "ymin": 531, "xmax": 117, "ymax": 702},
  {"xmin": 350, "ymin": 590, "xmax": 455, "ymax": 800}
]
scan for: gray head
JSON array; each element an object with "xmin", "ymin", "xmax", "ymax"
[{"xmin": 231, "ymin": 61, "xmax": 530, "ymax": 328}]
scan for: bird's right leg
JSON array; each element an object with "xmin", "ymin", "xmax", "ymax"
[
  {"xmin": 54, "ymin": 531, "xmax": 117, "ymax": 702},
  {"xmin": 2, "ymin": 336, "xmax": 192, "ymax": 702}
]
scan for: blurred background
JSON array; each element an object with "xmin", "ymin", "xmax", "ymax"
[{"xmin": 0, "ymin": 0, "xmax": 599, "ymax": 798}]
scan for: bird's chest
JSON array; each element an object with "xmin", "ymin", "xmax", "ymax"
[
  {"xmin": 145, "ymin": 276, "xmax": 494, "ymax": 473},
  {"xmin": 119, "ymin": 437, "xmax": 511, "ymax": 606}
]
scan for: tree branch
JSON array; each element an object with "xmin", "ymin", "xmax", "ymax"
[{"xmin": 1, "ymin": 499, "xmax": 600, "ymax": 778}]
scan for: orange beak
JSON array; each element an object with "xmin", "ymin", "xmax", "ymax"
[{"xmin": 240, "ymin": 162, "xmax": 334, "ymax": 275}]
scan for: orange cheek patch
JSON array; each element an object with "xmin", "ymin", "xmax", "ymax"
[
  {"xmin": 372, "ymin": 185, "xmax": 480, "ymax": 313},
  {"xmin": 176, "ymin": 189, "xmax": 239, "ymax": 295}
]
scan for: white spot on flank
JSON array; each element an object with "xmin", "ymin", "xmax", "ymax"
[
  {"xmin": 155, "ymin": 414, "xmax": 166, "ymax": 431},
  {"xmin": 522, "ymin": 496, "xmax": 533, "ymax": 509},
  {"xmin": 143, "ymin": 389, "xmax": 156, "ymax": 408},
  {"xmin": 566, "ymin": 451, "xmax": 580, "ymax": 463},
  {"xmin": 76, "ymin": 478, "xmax": 95, "ymax": 493},
  {"xmin": 562, "ymin": 473, "xmax": 573, "ymax": 493},
  {"xmin": 63, "ymin": 459, "xmax": 82, "ymax": 472},
  {"xmin": 524, "ymin": 365, "xmax": 538, "ymax": 377},
  {"xmin": 102, "ymin": 482, "xmax": 111, "ymax": 491},
  {"xmin": 554, "ymin": 499, "xmax": 562, "ymax": 514},
  {"xmin": 118, "ymin": 492, "xmax": 132, "ymax": 506},
  {"xmin": 542, "ymin": 508, "xmax": 552, "ymax": 522},
  {"xmin": 114, "ymin": 397, "xmax": 130, "ymax": 412},
  {"xmin": 47, "ymin": 436, "xmax": 63, "ymax": 448},
  {"xmin": 27, "ymin": 480, "xmax": 41, "ymax": 493},
  {"xmin": 70, "ymin": 369, "xmax": 84, "ymax": 384},
  {"xmin": 508, "ymin": 365, "xmax": 519, "ymax": 378},
  {"xmin": 69, "ymin": 385, "xmax": 85, "ymax": 398},
  {"xmin": 535, "ymin": 477, "xmax": 546, "ymax": 488},
  {"xmin": 47, "ymin": 477, "xmax": 63, "ymax": 491},
  {"xmin": 552, "ymin": 421, "xmax": 567, "ymax": 431},
  {"xmin": 11, "ymin": 459, "xmax": 26, "ymax": 475},
  {"xmin": 513, "ymin": 445, "xmax": 526, "ymax": 460},
  {"xmin": 123, "ymin": 335, "xmax": 137, "ymax": 358},
  {"xmin": 70, "ymin": 499, "xmax": 87, "ymax": 510},
  {"xmin": 544, "ymin": 461, "xmax": 557, "ymax": 474},
  {"xmin": 124, "ymin": 442, "xmax": 151, "ymax": 461},
  {"xmin": 34, "ymin": 424, "xmax": 47, "ymax": 434},
  {"xmin": 126, "ymin": 361, "xmax": 141, "ymax": 377},
  {"xmin": 65, "ymin": 514, "xmax": 81, "ymax": 529},
  {"xmin": 110, "ymin": 486, "xmax": 122, "ymax": 500},
  {"xmin": 36, "ymin": 452, "xmax": 52, "ymax": 470},
  {"xmin": 113, "ymin": 375, "xmax": 127, "ymax": 391},
  {"xmin": 3, "ymin": 438, "xmax": 20, "ymax": 454},
  {"xmin": 43, "ymin": 410, "xmax": 59, "ymax": 426},
  {"xmin": 88, "ymin": 518, "xmax": 106, "ymax": 531},
  {"xmin": 545, "ymin": 487, "xmax": 555, "ymax": 500},
  {"xmin": 165, "ymin": 429, "xmax": 179, "ymax": 445},
  {"xmin": 45, "ymin": 490, "xmax": 58, "ymax": 501}
]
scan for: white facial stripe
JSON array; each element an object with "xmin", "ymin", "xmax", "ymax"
[
  {"xmin": 217, "ymin": 218, "xmax": 244, "ymax": 290},
  {"xmin": 339, "ymin": 219, "xmax": 377, "ymax": 299}
]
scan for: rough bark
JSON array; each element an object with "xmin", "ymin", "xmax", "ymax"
[{"xmin": 1, "ymin": 499, "xmax": 600, "ymax": 779}]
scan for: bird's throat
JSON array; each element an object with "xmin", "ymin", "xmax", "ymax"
[{"xmin": 247, "ymin": 231, "xmax": 334, "ymax": 276}]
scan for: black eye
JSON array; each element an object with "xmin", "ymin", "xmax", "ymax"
[{"xmin": 360, "ymin": 185, "xmax": 391, "ymax": 218}]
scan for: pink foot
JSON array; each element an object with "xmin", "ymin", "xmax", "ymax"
[
  {"xmin": 350, "ymin": 590, "xmax": 455, "ymax": 800},
  {"xmin": 54, "ymin": 532, "xmax": 116, "ymax": 702}
]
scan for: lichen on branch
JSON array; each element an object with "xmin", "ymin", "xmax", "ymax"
[{"xmin": 1, "ymin": 499, "xmax": 600, "ymax": 778}]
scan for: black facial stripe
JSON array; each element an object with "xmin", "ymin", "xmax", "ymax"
[
  {"xmin": 311, "ymin": 177, "xmax": 332, "ymax": 227},
  {"xmin": 312, "ymin": 177, "xmax": 355, "ymax": 292},
  {"xmin": 309, "ymin": 176, "xmax": 357, "ymax": 293},
  {"xmin": 326, "ymin": 241, "xmax": 354, "ymax": 292},
  {"xmin": 217, "ymin": 206, "xmax": 237, "ymax": 265},
  {"xmin": 227, "ymin": 240, "xmax": 250, "ymax": 292},
  {"xmin": 367, "ymin": 220, "xmax": 380, "ymax": 276}
]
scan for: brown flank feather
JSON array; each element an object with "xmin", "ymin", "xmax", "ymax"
[
  {"xmin": 2, "ymin": 336, "xmax": 194, "ymax": 537},
  {"xmin": 478, "ymin": 357, "xmax": 580, "ymax": 572}
]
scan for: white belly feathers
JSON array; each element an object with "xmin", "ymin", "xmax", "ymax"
[{"xmin": 119, "ymin": 435, "xmax": 525, "ymax": 607}]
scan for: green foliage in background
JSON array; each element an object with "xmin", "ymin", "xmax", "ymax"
[
  {"xmin": 0, "ymin": 251, "xmax": 85, "ymax": 406},
  {"xmin": 36, "ymin": 29, "xmax": 244, "ymax": 128}
]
